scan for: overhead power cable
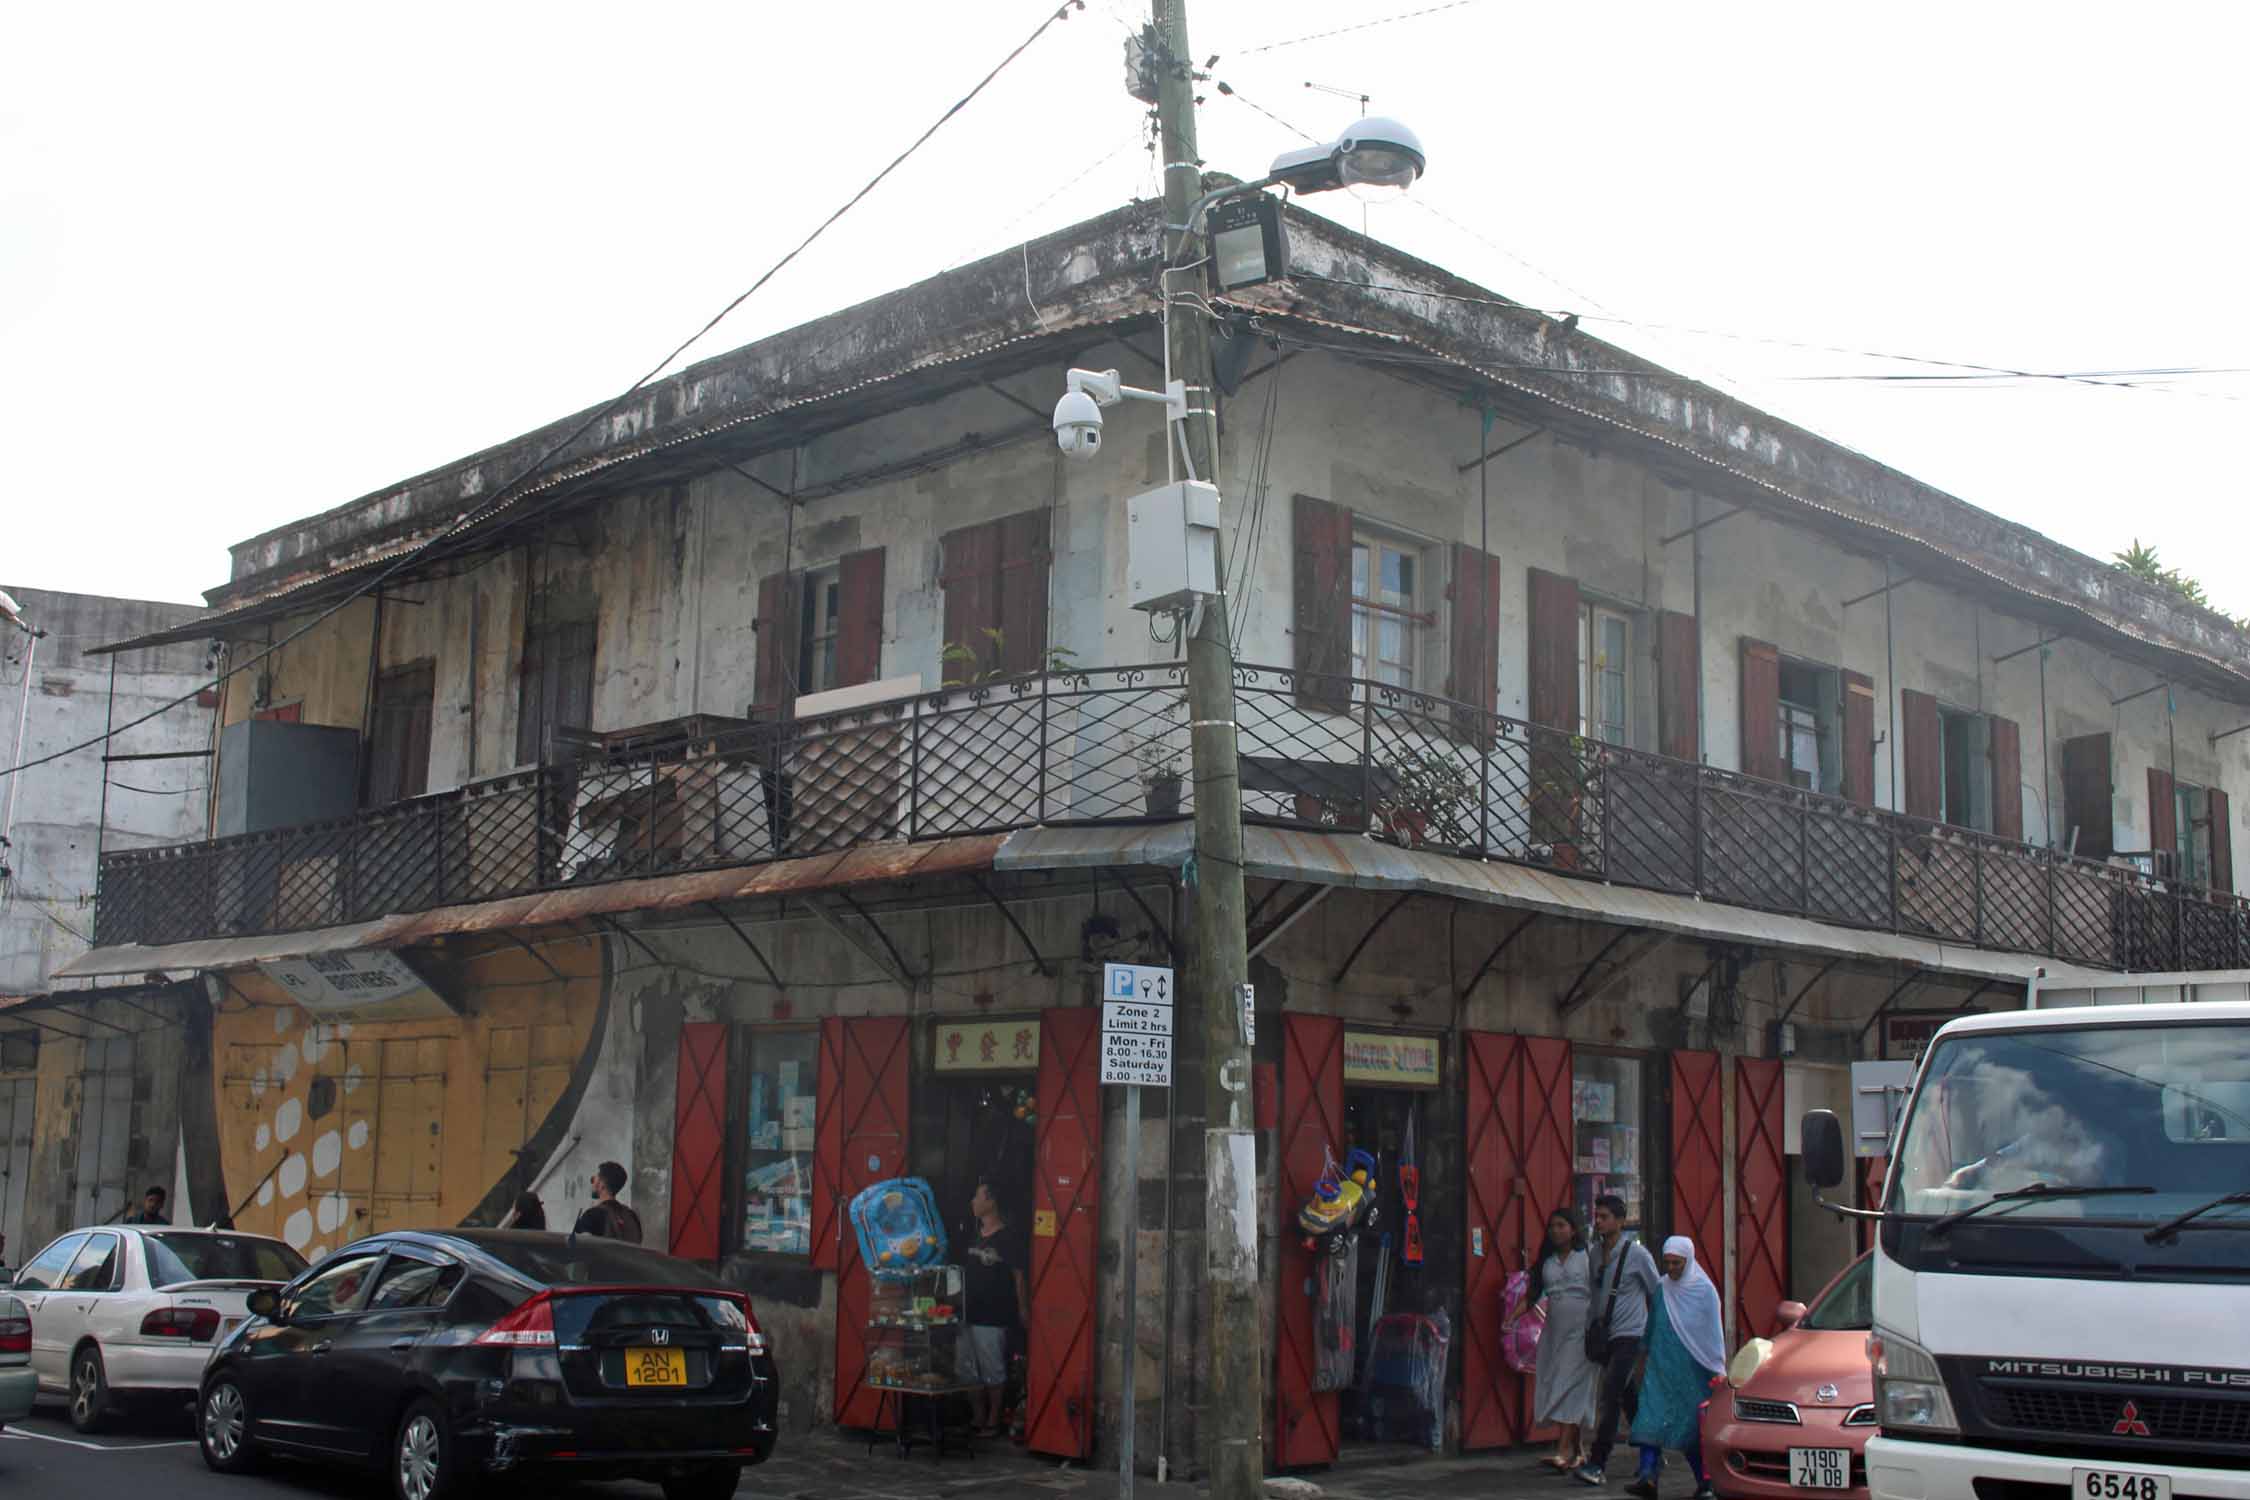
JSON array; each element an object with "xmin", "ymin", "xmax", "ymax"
[
  {"xmin": 1224, "ymin": 0, "xmax": 1487, "ymax": 56},
  {"xmin": 0, "ymin": 0, "xmax": 1089, "ymax": 787}
]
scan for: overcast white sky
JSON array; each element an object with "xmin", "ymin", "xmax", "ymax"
[{"xmin": 5, "ymin": 1, "xmax": 2245, "ymax": 618}]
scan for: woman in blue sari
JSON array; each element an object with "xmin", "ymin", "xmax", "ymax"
[{"xmin": 1625, "ymin": 1235, "xmax": 1725, "ymax": 1500}]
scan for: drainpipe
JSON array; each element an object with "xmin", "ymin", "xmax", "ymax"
[
  {"xmin": 1692, "ymin": 494, "xmax": 1706, "ymax": 762},
  {"xmin": 1884, "ymin": 558, "xmax": 1898, "ymax": 811},
  {"xmin": 2, "ymin": 624, "xmax": 41, "ymax": 897}
]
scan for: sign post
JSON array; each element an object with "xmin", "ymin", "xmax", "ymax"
[{"xmin": 1102, "ymin": 961, "xmax": 1174, "ymax": 1498}]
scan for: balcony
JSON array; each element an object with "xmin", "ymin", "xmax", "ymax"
[{"xmin": 95, "ymin": 665, "xmax": 2250, "ymax": 972}]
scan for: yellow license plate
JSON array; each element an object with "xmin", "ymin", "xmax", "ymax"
[{"xmin": 625, "ymin": 1347, "xmax": 688, "ymax": 1387}]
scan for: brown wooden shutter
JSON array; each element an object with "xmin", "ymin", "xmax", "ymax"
[
  {"xmin": 1526, "ymin": 568, "xmax": 1581, "ymax": 732},
  {"xmin": 1292, "ymin": 495, "xmax": 1353, "ymax": 710},
  {"xmin": 996, "ymin": 508, "xmax": 1052, "ymax": 675},
  {"xmin": 2060, "ymin": 733, "xmax": 2113, "ymax": 857},
  {"xmin": 1989, "ymin": 715, "xmax": 2024, "ymax": 842},
  {"xmin": 940, "ymin": 520, "xmax": 1000, "ymax": 683},
  {"xmin": 1448, "ymin": 542, "xmax": 1502, "ymax": 716},
  {"xmin": 752, "ymin": 570, "xmax": 800, "ymax": 714},
  {"xmin": 1841, "ymin": 669, "xmax": 1876, "ymax": 807},
  {"xmin": 941, "ymin": 510, "xmax": 1049, "ymax": 680},
  {"xmin": 1900, "ymin": 688, "xmax": 1942, "ymax": 822},
  {"xmin": 1657, "ymin": 610, "xmax": 1699, "ymax": 763},
  {"xmin": 2149, "ymin": 765, "xmax": 2178, "ymax": 875},
  {"xmin": 364, "ymin": 661, "xmax": 435, "ymax": 807},
  {"xmin": 1739, "ymin": 638, "xmax": 1783, "ymax": 782},
  {"xmin": 2209, "ymin": 787, "xmax": 2234, "ymax": 893},
  {"xmin": 835, "ymin": 547, "xmax": 886, "ymax": 688}
]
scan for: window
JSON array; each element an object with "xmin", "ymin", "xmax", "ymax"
[
  {"xmin": 1350, "ymin": 536, "xmax": 1424, "ymax": 689},
  {"xmin": 516, "ymin": 617, "xmax": 598, "ymax": 766},
  {"xmin": 283, "ymin": 1251, "xmax": 383, "ymax": 1320},
  {"xmin": 11, "ymin": 1234, "xmax": 87, "ymax": 1292},
  {"xmin": 1939, "ymin": 706, "xmax": 1994, "ymax": 832},
  {"xmin": 738, "ymin": 1029, "xmax": 817, "ymax": 1256},
  {"xmin": 63, "ymin": 1233, "xmax": 121, "ymax": 1292},
  {"xmin": 364, "ymin": 660, "xmax": 435, "ymax": 807},
  {"xmin": 366, "ymin": 1255, "xmax": 462, "ymax": 1310},
  {"xmin": 1579, "ymin": 604, "xmax": 1638, "ymax": 747},
  {"xmin": 0, "ymin": 1030, "xmax": 34, "ymax": 1073},
  {"xmin": 1800, "ymin": 1254, "xmax": 1872, "ymax": 1332},
  {"xmin": 144, "ymin": 1233, "xmax": 306, "ymax": 1288},
  {"xmin": 798, "ymin": 566, "xmax": 843, "ymax": 696},
  {"xmin": 2176, "ymin": 781, "xmax": 2213, "ymax": 885},
  {"xmin": 1571, "ymin": 1053, "xmax": 1646, "ymax": 1229},
  {"xmin": 1777, "ymin": 658, "xmax": 1843, "ymax": 795}
]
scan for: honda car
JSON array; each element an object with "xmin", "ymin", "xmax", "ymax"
[
  {"xmin": 1703, "ymin": 1253, "xmax": 1874, "ymax": 1500},
  {"xmin": 195, "ymin": 1229, "xmax": 777, "ymax": 1500}
]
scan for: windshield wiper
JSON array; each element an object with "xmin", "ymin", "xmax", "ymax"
[
  {"xmin": 1929, "ymin": 1183, "xmax": 2156, "ymax": 1236},
  {"xmin": 2143, "ymin": 1189, "xmax": 2250, "ymax": 1244}
]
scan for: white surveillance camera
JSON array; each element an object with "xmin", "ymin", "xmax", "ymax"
[{"xmin": 1053, "ymin": 388, "xmax": 1104, "ymax": 459}]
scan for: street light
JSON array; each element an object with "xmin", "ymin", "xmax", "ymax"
[{"xmin": 1263, "ymin": 115, "xmax": 1427, "ymax": 201}]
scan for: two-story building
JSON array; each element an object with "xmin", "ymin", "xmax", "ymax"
[{"xmin": 60, "ymin": 191, "xmax": 2248, "ymax": 1471}]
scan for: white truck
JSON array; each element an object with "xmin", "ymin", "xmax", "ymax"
[{"xmin": 1803, "ymin": 1000, "xmax": 2250, "ymax": 1500}]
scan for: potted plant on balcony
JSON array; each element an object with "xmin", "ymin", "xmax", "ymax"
[
  {"xmin": 1530, "ymin": 731, "xmax": 1592, "ymax": 870},
  {"xmin": 1137, "ymin": 740, "xmax": 1185, "ymax": 817},
  {"xmin": 1375, "ymin": 748, "xmax": 1476, "ymax": 849}
]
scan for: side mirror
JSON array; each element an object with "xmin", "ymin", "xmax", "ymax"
[
  {"xmin": 1802, "ymin": 1109, "xmax": 1846, "ymax": 1190},
  {"xmin": 1775, "ymin": 1300, "xmax": 1808, "ymax": 1330},
  {"xmin": 246, "ymin": 1289, "xmax": 280, "ymax": 1321}
]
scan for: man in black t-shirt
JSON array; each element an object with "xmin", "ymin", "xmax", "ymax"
[
  {"xmin": 960, "ymin": 1179, "xmax": 1029, "ymax": 1437},
  {"xmin": 572, "ymin": 1161, "xmax": 644, "ymax": 1243}
]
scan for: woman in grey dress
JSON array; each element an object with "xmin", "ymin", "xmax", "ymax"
[{"xmin": 1512, "ymin": 1207, "xmax": 1599, "ymax": 1470}]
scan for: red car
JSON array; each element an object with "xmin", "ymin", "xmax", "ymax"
[{"xmin": 1703, "ymin": 1253, "xmax": 1873, "ymax": 1500}]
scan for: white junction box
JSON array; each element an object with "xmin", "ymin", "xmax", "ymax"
[{"xmin": 1127, "ymin": 480, "xmax": 1221, "ymax": 612}]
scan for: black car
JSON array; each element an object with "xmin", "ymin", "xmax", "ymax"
[{"xmin": 194, "ymin": 1229, "xmax": 777, "ymax": 1500}]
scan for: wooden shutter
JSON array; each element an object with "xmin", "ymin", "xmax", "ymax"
[
  {"xmin": 1735, "ymin": 1055, "xmax": 1789, "ymax": 1344},
  {"xmin": 1275, "ymin": 1012, "xmax": 1344, "ymax": 1467},
  {"xmin": 1989, "ymin": 715, "xmax": 2024, "ymax": 842},
  {"xmin": 1024, "ymin": 1009, "xmax": 1102, "ymax": 1459},
  {"xmin": 1448, "ymin": 542, "xmax": 1503, "ymax": 716},
  {"xmin": 752, "ymin": 570, "xmax": 801, "ymax": 714},
  {"xmin": 1841, "ymin": 670, "xmax": 1877, "ymax": 808},
  {"xmin": 2149, "ymin": 766, "xmax": 2178, "ymax": 875},
  {"xmin": 2209, "ymin": 788, "xmax": 2234, "ymax": 894},
  {"xmin": 1657, "ymin": 610, "xmax": 1699, "ymax": 763},
  {"xmin": 1526, "ymin": 568, "xmax": 1581, "ymax": 732},
  {"xmin": 997, "ymin": 509, "xmax": 1051, "ymax": 674},
  {"xmin": 941, "ymin": 509, "xmax": 1051, "ymax": 681},
  {"xmin": 835, "ymin": 547, "xmax": 886, "ymax": 688},
  {"xmin": 2060, "ymin": 733, "xmax": 2114, "ymax": 858},
  {"xmin": 1739, "ymin": 638, "xmax": 1783, "ymax": 782},
  {"xmin": 940, "ymin": 520, "xmax": 1000, "ymax": 683},
  {"xmin": 1900, "ymin": 688, "xmax": 1943, "ymax": 822},
  {"xmin": 517, "ymin": 618, "xmax": 598, "ymax": 765},
  {"xmin": 823, "ymin": 1015, "xmax": 911, "ymax": 1430},
  {"xmin": 666, "ymin": 1021, "xmax": 728, "ymax": 1261},
  {"xmin": 364, "ymin": 661, "xmax": 434, "ymax": 807},
  {"xmin": 1292, "ymin": 495, "xmax": 1353, "ymax": 710},
  {"xmin": 1670, "ymin": 1050, "xmax": 1725, "ymax": 1269}
]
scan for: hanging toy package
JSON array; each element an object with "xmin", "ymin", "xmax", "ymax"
[
  {"xmin": 847, "ymin": 1178, "xmax": 948, "ymax": 1280},
  {"xmin": 1311, "ymin": 1233, "xmax": 1359, "ymax": 1391},
  {"xmin": 1295, "ymin": 1146, "xmax": 1379, "ymax": 1253},
  {"xmin": 1398, "ymin": 1112, "xmax": 1424, "ymax": 1266},
  {"xmin": 1361, "ymin": 1305, "xmax": 1451, "ymax": 1449}
]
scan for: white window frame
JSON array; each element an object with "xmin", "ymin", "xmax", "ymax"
[
  {"xmin": 2176, "ymin": 781, "xmax": 2213, "ymax": 885},
  {"xmin": 1579, "ymin": 602, "xmax": 1638, "ymax": 748},
  {"xmin": 1349, "ymin": 531, "xmax": 1431, "ymax": 691},
  {"xmin": 797, "ymin": 565, "xmax": 843, "ymax": 697},
  {"xmin": 1778, "ymin": 656, "xmax": 1844, "ymax": 796}
]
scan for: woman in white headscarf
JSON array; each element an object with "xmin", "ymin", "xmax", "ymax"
[{"xmin": 1624, "ymin": 1236, "xmax": 1725, "ymax": 1500}]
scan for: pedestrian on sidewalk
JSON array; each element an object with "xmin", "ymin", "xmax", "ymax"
[
  {"xmin": 1511, "ymin": 1206, "xmax": 1597, "ymax": 1471},
  {"xmin": 1574, "ymin": 1195, "xmax": 1662, "ymax": 1488},
  {"xmin": 959, "ymin": 1179, "xmax": 1029, "ymax": 1439},
  {"xmin": 1624, "ymin": 1237, "xmax": 1726, "ymax": 1500},
  {"xmin": 572, "ymin": 1162, "xmax": 643, "ymax": 1243},
  {"xmin": 121, "ymin": 1185, "xmax": 171, "ymax": 1225},
  {"xmin": 509, "ymin": 1191, "xmax": 547, "ymax": 1230}
]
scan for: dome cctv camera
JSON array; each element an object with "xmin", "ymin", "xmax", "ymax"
[{"xmin": 1053, "ymin": 388, "xmax": 1104, "ymax": 459}]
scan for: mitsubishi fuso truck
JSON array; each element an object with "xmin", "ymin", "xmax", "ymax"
[{"xmin": 1803, "ymin": 1000, "xmax": 2250, "ymax": 1500}]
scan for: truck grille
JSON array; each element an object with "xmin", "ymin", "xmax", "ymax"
[{"xmin": 1982, "ymin": 1385, "xmax": 2250, "ymax": 1446}]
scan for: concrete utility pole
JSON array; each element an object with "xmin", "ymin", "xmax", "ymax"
[{"xmin": 1151, "ymin": 1, "xmax": 1264, "ymax": 1494}]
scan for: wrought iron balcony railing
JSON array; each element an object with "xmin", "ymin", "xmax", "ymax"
[{"xmin": 94, "ymin": 665, "xmax": 2250, "ymax": 972}]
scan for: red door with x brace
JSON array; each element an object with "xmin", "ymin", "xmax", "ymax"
[
  {"xmin": 667, "ymin": 1021, "xmax": 729, "ymax": 1260},
  {"xmin": 1276, "ymin": 1013, "xmax": 1344, "ymax": 1467},
  {"xmin": 1024, "ymin": 1009, "xmax": 1102, "ymax": 1458},
  {"xmin": 815, "ymin": 1016, "xmax": 910, "ymax": 1428},
  {"xmin": 1736, "ymin": 1056, "xmax": 1789, "ymax": 1344},
  {"xmin": 1461, "ymin": 1032, "xmax": 1575, "ymax": 1450},
  {"xmin": 1670, "ymin": 1051, "xmax": 1725, "ymax": 1269}
]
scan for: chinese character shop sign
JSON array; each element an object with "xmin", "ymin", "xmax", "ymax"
[{"xmin": 933, "ymin": 1019, "xmax": 1041, "ymax": 1073}]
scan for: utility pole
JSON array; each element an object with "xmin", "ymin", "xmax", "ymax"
[{"xmin": 1151, "ymin": 1, "xmax": 1264, "ymax": 1494}]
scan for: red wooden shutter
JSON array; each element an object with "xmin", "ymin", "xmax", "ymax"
[
  {"xmin": 1657, "ymin": 610, "xmax": 1699, "ymax": 763},
  {"xmin": 1841, "ymin": 670, "xmax": 1877, "ymax": 808},
  {"xmin": 1292, "ymin": 495, "xmax": 1353, "ymax": 710},
  {"xmin": 1900, "ymin": 689, "xmax": 1943, "ymax": 822},
  {"xmin": 1276, "ymin": 1013, "xmax": 1344, "ymax": 1468},
  {"xmin": 812, "ymin": 1020, "xmax": 845, "ymax": 1270},
  {"xmin": 1460, "ymin": 1031, "xmax": 1574, "ymax": 1452},
  {"xmin": 997, "ymin": 508, "xmax": 1052, "ymax": 675},
  {"xmin": 825, "ymin": 1016, "xmax": 911, "ymax": 1430},
  {"xmin": 2210, "ymin": 787, "xmax": 2234, "ymax": 894},
  {"xmin": 1449, "ymin": 543, "xmax": 1503, "ymax": 716},
  {"xmin": 1669, "ymin": 1051, "xmax": 1724, "ymax": 1266},
  {"xmin": 2149, "ymin": 766, "xmax": 2178, "ymax": 875},
  {"xmin": 752, "ymin": 570, "xmax": 800, "ymax": 714},
  {"xmin": 940, "ymin": 520, "xmax": 1001, "ymax": 682},
  {"xmin": 1526, "ymin": 569, "xmax": 1581, "ymax": 732},
  {"xmin": 1739, "ymin": 639, "xmax": 1783, "ymax": 783},
  {"xmin": 666, "ymin": 1021, "xmax": 728, "ymax": 1261},
  {"xmin": 835, "ymin": 547, "xmax": 886, "ymax": 688},
  {"xmin": 1989, "ymin": 715, "xmax": 2024, "ymax": 842},
  {"xmin": 1024, "ymin": 1009, "xmax": 1102, "ymax": 1459},
  {"xmin": 2060, "ymin": 733, "xmax": 2114, "ymax": 858},
  {"xmin": 1735, "ymin": 1056, "xmax": 1788, "ymax": 1344}
]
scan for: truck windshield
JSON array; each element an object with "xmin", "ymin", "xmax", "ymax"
[{"xmin": 1891, "ymin": 1020, "xmax": 2250, "ymax": 1225}]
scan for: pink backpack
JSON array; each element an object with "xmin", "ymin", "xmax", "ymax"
[{"xmin": 1501, "ymin": 1268, "xmax": 1545, "ymax": 1373}]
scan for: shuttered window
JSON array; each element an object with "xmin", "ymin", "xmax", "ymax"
[
  {"xmin": 1526, "ymin": 569, "xmax": 1581, "ymax": 733},
  {"xmin": 940, "ymin": 511, "xmax": 1050, "ymax": 682},
  {"xmin": 1292, "ymin": 495, "xmax": 1353, "ymax": 710},
  {"xmin": 1902, "ymin": 695, "xmax": 2020, "ymax": 836},
  {"xmin": 2211, "ymin": 788, "xmax": 2235, "ymax": 894},
  {"xmin": 517, "ymin": 618, "xmax": 597, "ymax": 766},
  {"xmin": 2060, "ymin": 733, "xmax": 2114, "ymax": 857},
  {"xmin": 1841, "ymin": 670, "xmax": 1876, "ymax": 808},
  {"xmin": 364, "ymin": 660, "xmax": 435, "ymax": 808},
  {"xmin": 754, "ymin": 546, "xmax": 886, "ymax": 712},
  {"xmin": 1656, "ymin": 611, "xmax": 1698, "ymax": 763},
  {"xmin": 1448, "ymin": 542, "xmax": 1503, "ymax": 718}
]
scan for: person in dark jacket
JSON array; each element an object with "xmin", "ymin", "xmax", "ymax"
[
  {"xmin": 122, "ymin": 1186, "xmax": 171, "ymax": 1225},
  {"xmin": 572, "ymin": 1162, "xmax": 643, "ymax": 1243},
  {"xmin": 510, "ymin": 1191, "xmax": 547, "ymax": 1230}
]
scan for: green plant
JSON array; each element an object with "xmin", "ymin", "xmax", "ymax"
[
  {"xmin": 940, "ymin": 630, "xmax": 1079, "ymax": 686},
  {"xmin": 1377, "ymin": 747, "xmax": 1476, "ymax": 843}
]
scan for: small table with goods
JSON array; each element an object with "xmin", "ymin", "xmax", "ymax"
[{"xmin": 863, "ymin": 1266, "xmax": 978, "ymax": 1460}]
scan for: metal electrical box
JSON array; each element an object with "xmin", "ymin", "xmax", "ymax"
[
  {"xmin": 216, "ymin": 718, "xmax": 362, "ymax": 837},
  {"xmin": 1127, "ymin": 480, "xmax": 1221, "ymax": 613}
]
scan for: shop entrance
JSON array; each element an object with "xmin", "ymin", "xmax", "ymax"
[{"xmin": 1335, "ymin": 1084, "xmax": 1447, "ymax": 1454}]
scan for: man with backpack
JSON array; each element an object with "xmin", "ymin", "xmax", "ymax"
[
  {"xmin": 1575, "ymin": 1194, "xmax": 1663, "ymax": 1488},
  {"xmin": 573, "ymin": 1161, "xmax": 644, "ymax": 1243}
]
